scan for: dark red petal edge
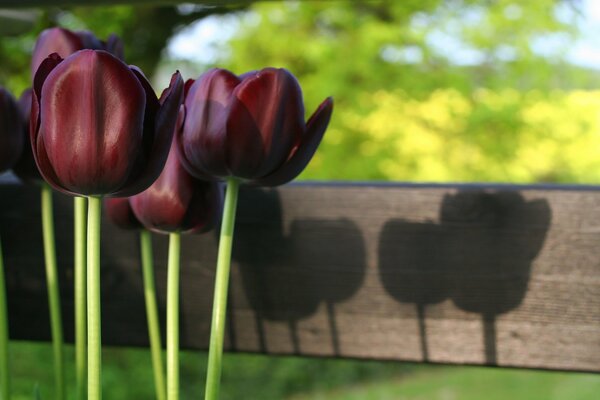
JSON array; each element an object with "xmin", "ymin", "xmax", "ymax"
[
  {"xmin": 175, "ymin": 124, "xmax": 218, "ymax": 182},
  {"xmin": 32, "ymin": 53, "xmax": 63, "ymax": 106},
  {"xmin": 252, "ymin": 97, "xmax": 333, "ymax": 187},
  {"xmin": 183, "ymin": 78, "xmax": 196, "ymax": 97},
  {"xmin": 108, "ymin": 66, "xmax": 159, "ymax": 197},
  {"xmin": 112, "ymin": 71, "xmax": 184, "ymax": 197},
  {"xmin": 30, "ymin": 54, "xmax": 74, "ymax": 193}
]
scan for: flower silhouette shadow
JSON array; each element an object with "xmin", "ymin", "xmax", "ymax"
[
  {"xmin": 234, "ymin": 188, "xmax": 366, "ymax": 355},
  {"xmin": 378, "ymin": 190, "xmax": 551, "ymax": 365}
]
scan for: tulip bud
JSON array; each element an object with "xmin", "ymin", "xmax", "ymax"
[
  {"xmin": 177, "ymin": 67, "xmax": 333, "ymax": 186},
  {"xmin": 0, "ymin": 87, "xmax": 24, "ymax": 173},
  {"xmin": 31, "ymin": 27, "xmax": 124, "ymax": 77},
  {"xmin": 130, "ymin": 135, "xmax": 222, "ymax": 235},
  {"xmin": 105, "ymin": 198, "xmax": 142, "ymax": 230},
  {"xmin": 31, "ymin": 50, "xmax": 184, "ymax": 197}
]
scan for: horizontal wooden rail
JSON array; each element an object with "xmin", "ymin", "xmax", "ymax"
[{"xmin": 1, "ymin": 177, "xmax": 599, "ymax": 372}]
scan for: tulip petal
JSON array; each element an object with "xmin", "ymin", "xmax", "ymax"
[
  {"xmin": 31, "ymin": 54, "xmax": 62, "ymax": 181},
  {"xmin": 181, "ymin": 69, "xmax": 239, "ymax": 179},
  {"xmin": 224, "ymin": 99, "xmax": 265, "ymax": 178},
  {"xmin": 31, "ymin": 28, "xmax": 82, "ymax": 78},
  {"xmin": 130, "ymin": 138, "xmax": 195, "ymax": 234},
  {"xmin": 253, "ymin": 97, "xmax": 333, "ymax": 186},
  {"xmin": 109, "ymin": 66, "xmax": 160, "ymax": 196},
  {"xmin": 32, "ymin": 53, "xmax": 63, "ymax": 107},
  {"xmin": 106, "ymin": 34, "xmax": 124, "ymax": 60},
  {"xmin": 184, "ymin": 180, "xmax": 223, "ymax": 234},
  {"xmin": 183, "ymin": 78, "xmax": 195, "ymax": 97},
  {"xmin": 113, "ymin": 70, "xmax": 183, "ymax": 197},
  {"xmin": 75, "ymin": 31, "xmax": 104, "ymax": 50},
  {"xmin": 228, "ymin": 68, "xmax": 305, "ymax": 178},
  {"xmin": 131, "ymin": 154, "xmax": 222, "ymax": 235},
  {"xmin": 105, "ymin": 198, "xmax": 142, "ymax": 230},
  {"xmin": 34, "ymin": 132, "xmax": 79, "ymax": 195},
  {"xmin": 38, "ymin": 50, "xmax": 146, "ymax": 196}
]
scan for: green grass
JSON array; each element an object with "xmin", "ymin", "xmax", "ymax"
[
  {"xmin": 7, "ymin": 341, "xmax": 600, "ymax": 399},
  {"xmin": 290, "ymin": 366, "xmax": 600, "ymax": 400},
  {"xmin": 8, "ymin": 341, "xmax": 412, "ymax": 399}
]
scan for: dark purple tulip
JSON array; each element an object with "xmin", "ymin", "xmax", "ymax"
[
  {"xmin": 177, "ymin": 67, "xmax": 333, "ymax": 186},
  {"xmin": 0, "ymin": 87, "xmax": 24, "ymax": 173},
  {"xmin": 31, "ymin": 27, "xmax": 124, "ymax": 77},
  {"xmin": 105, "ymin": 198, "xmax": 142, "ymax": 230},
  {"xmin": 130, "ymin": 135, "xmax": 222, "ymax": 235},
  {"xmin": 12, "ymin": 88, "xmax": 42, "ymax": 183},
  {"xmin": 31, "ymin": 50, "xmax": 184, "ymax": 197}
]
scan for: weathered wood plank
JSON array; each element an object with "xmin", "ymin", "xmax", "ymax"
[{"xmin": 1, "ymin": 179, "xmax": 599, "ymax": 372}]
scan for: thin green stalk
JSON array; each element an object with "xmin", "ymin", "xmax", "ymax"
[
  {"xmin": 41, "ymin": 183, "xmax": 64, "ymax": 400},
  {"xmin": 141, "ymin": 230, "xmax": 166, "ymax": 400},
  {"xmin": 0, "ymin": 235, "xmax": 9, "ymax": 400},
  {"xmin": 166, "ymin": 232, "xmax": 181, "ymax": 400},
  {"xmin": 205, "ymin": 177, "xmax": 240, "ymax": 400},
  {"xmin": 74, "ymin": 196, "xmax": 87, "ymax": 400},
  {"xmin": 87, "ymin": 196, "xmax": 102, "ymax": 400}
]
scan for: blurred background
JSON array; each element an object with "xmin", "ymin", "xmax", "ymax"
[{"xmin": 3, "ymin": 0, "xmax": 600, "ymax": 398}]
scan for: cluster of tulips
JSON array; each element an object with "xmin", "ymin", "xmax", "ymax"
[{"xmin": 0, "ymin": 27, "xmax": 333, "ymax": 400}]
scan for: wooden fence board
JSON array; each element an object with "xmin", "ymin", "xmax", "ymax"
[{"xmin": 1, "ymin": 178, "xmax": 599, "ymax": 372}]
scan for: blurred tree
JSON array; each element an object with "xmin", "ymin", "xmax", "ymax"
[
  {"xmin": 0, "ymin": 4, "xmax": 243, "ymax": 95},
  {"xmin": 223, "ymin": 0, "xmax": 588, "ymax": 106},
  {"xmin": 215, "ymin": 0, "xmax": 600, "ymax": 183}
]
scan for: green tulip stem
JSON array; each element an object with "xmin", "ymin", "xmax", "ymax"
[
  {"xmin": 74, "ymin": 196, "xmax": 87, "ymax": 400},
  {"xmin": 140, "ymin": 230, "xmax": 166, "ymax": 400},
  {"xmin": 166, "ymin": 232, "xmax": 181, "ymax": 400},
  {"xmin": 41, "ymin": 183, "xmax": 65, "ymax": 400},
  {"xmin": 205, "ymin": 177, "xmax": 240, "ymax": 400},
  {"xmin": 0, "ymin": 234, "xmax": 9, "ymax": 400},
  {"xmin": 87, "ymin": 196, "xmax": 102, "ymax": 400}
]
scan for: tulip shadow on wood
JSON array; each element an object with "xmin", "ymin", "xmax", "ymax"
[
  {"xmin": 378, "ymin": 220, "xmax": 450, "ymax": 361},
  {"xmin": 233, "ymin": 188, "xmax": 294, "ymax": 352},
  {"xmin": 234, "ymin": 188, "xmax": 366, "ymax": 355},
  {"xmin": 440, "ymin": 191, "xmax": 551, "ymax": 365},
  {"xmin": 377, "ymin": 190, "xmax": 550, "ymax": 365},
  {"xmin": 289, "ymin": 218, "xmax": 366, "ymax": 356}
]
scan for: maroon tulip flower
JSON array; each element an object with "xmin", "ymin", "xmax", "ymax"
[
  {"xmin": 31, "ymin": 50, "xmax": 184, "ymax": 197},
  {"xmin": 31, "ymin": 27, "xmax": 123, "ymax": 77},
  {"xmin": 105, "ymin": 198, "xmax": 142, "ymax": 230},
  {"xmin": 130, "ymin": 136, "xmax": 222, "ymax": 235},
  {"xmin": 0, "ymin": 87, "xmax": 24, "ymax": 173},
  {"xmin": 177, "ymin": 67, "xmax": 333, "ymax": 186}
]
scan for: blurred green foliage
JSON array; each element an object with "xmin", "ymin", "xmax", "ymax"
[
  {"xmin": 217, "ymin": 0, "xmax": 600, "ymax": 183},
  {"xmin": 4, "ymin": 0, "xmax": 600, "ymax": 399},
  {"xmin": 0, "ymin": 4, "xmax": 241, "ymax": 96}
]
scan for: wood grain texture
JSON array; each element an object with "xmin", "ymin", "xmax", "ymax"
[{"xmin": 0, "ymin": 179, "xmax": 599, "ymax": 372}]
